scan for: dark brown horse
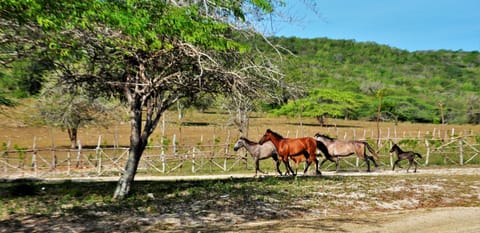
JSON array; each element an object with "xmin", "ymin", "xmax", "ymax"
[
  {"xmin": 314, "ymin": 133, "xmax": 379, "ymax": 172},
  {"xmin": 259, "ymin": 129, "xmax": 321, "ymax": 176},
  {"xmin": 390, "ymin": 144, "xmax": 422, "ymax": 173}
]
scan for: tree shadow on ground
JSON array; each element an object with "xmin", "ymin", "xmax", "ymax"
[{"xmin": 1, "ymin": 176, "xmax": 346, "ymax": 232}]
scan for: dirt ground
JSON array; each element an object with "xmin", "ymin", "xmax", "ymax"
[
  {"xmin": 229, "ymin": 207, "xmax": 480, "ymax": 233},
  {"xmin": 143, "ymin": 168, "xmax": 480, "ymax": 233},
  {"xmin": 3, "ymin": 167, "xmax": 477, "ymax": 233}
]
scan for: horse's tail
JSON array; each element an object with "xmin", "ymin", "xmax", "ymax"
[
  {"xmin": 364, "ymin": 142, "xmax": 380, "ymax": 160},
  {"xmin": 415, "ymin": 153, "xmax": 422, "ymax": 159}
]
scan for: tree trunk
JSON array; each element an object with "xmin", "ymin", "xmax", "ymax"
[
  {"xmin": 113, "ymin": 87, "xmax": 148, "ymax": 199},
  {"xmin": 113, "ymin": 140, "xmax": 145, "ymax": 199},
  {"xmin": 67, "ymin": 127, "xmax": 78, "ymax": 149},
  {"xmin": 113, "ymin": 103, "xmax": 147, "ymax": 199}
]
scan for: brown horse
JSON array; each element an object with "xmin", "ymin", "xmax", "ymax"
[
  {"xmin": 390, "ymin": 144, "xmax": 422, "ymax": 173},
  {"xmin": 259, "ymin": 129, "xmax": 321, "ymax": 176},
  {"xmin": 314, "ymin": 133, "xmax": 379, "ymax": 172}
]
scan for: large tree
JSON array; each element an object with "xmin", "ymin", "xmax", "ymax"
[{"xmin": 1, "ymin": 0, "xmax": 284, "ymax": 198}]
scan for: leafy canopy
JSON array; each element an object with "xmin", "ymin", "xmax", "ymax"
[{"xmin": 271, "ymin": 88, "xmax": 368, "ymax": 119}]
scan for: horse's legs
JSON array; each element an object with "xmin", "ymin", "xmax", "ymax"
[
  {"xmin": 314, "ymin": 157, "xmax": 321, "ymax": 175},
  {"xmin": 319, "ymin": 158, "xmax": 329, "ymax": 168},
  {"xmin": 255, "ymin": 158, "xmax": 267, "ymax": 175},
  {"xmin": 283, "ymin": 158, "xmax": 295, "ymax": 176},
  {"xmin": 392, "ymin": 159, "xmax": 402, "ymax": 171},
  {"xmin": 303, "ymin": 159, "xmax": 311, "ymax": 175},
  {"xmin": 303, "ymin": 152, "xmax": 321, "ymax": 175},
  {"xmin": 275, "ymin": 159, "xmax": 282, "ymax": 176},
  {"xmin": 254, "ymin": 158, "xmax": 259, "ymax": 176},
  {"xmin": 407, "ymin": 158, "xmax": 413, "ymax": 173},
  {"xmin": 336, "ymin": 157, "xmax": 340, "ymax": 172},
  {"xmin": 368, "ymin": 156, "xmax": 379, "ymax": 167},
  {"xmin": 396, "ymin": 159, "xmax": 404, "ymax": 168},
  {"xmin": 364, "ymin": 156, "xmax": 371, "ymax": 172}
]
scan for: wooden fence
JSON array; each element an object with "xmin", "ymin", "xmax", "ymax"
[{"xmin": 1, "ymin": 129, "xmax": 479, "ymax": 178}]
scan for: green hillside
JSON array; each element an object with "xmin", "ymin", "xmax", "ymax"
[
  {"xmin": 265, "ymin": 37, "xmax": 480, "ymax": 124},
  {"xmin": 2, "ymin": 36, "xmax": 479, "ymax": 124}
]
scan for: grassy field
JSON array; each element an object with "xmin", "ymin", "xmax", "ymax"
[
  {"xmin": 1, "ymin": 171, "xmax": 479, "ymax": 232},
  {"xmin": 2, "ymin": 107, "xmax": 480, "ymax": 149},
  {"xmin": 1, "ymin": 108, "xmax": 480, "ymax": 177}
]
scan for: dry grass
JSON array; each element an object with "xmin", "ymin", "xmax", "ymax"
[{"xmin": 2, "ymin": 106, "xmax": 479, "ymax": 149}]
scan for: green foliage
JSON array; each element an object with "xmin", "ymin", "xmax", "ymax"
[
  {"xmin": 271, "ymin": 88, "xmax": 368, "ymax": 119},
  {"xmin": 398, "ymin": 139, "xmax": 419, "ymax": 148},
  {"xmin": 264, "ymin": 37, "xmax": 480, "ymax": 124}
]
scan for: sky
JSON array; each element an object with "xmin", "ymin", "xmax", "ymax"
[{"xmin": 263, "ymin": 0, "xmax": 480, "ymax": 52}]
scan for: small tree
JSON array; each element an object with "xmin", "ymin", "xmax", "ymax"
[{"xmin": 36, "ymin": 82, "xmax": 120, "ymax": 148}]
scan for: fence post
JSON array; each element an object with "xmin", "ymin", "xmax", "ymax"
[
  {"xmin": 173, "ymin": 134, "xmax": 177, "ymax": 157},
  {"xmin": 192, "ymin": 147, "xmax": 196, "ymax": 173},
  {"xmin": 424, "ymin": 139, "xmax": 430, "ymax": 165},
  {"xmin": 32, "ymin": 136, "xmax": 37, "ymax": 176},
  {"xmin": 224, "ymin": 131, "xmax": 230, "ymax": 171},
  {"xmin": 161, "ymin": 145, "xmax": 165, "ymax": 173},
  {"xmin": 161, "ymin": 114, "xmax": 166, "ymax": 173},
  {"xmin": 76, "ymin": 140, "xmax": 82, "ymax": 168},
  {"xmin": 3, "ymin": 140, "xmax": 10, "ymax": 173},
  {"xmin": 67, "ymin": 150, "xmax": 71, "ymax": 176},
  {"xmin": 459, "ymin": 138, "xmax": 463, "ymax": 166},
  {"xmin": 96, "ymin": 135, "xmax": 102, "ymax": 174},
  {"xmin": 389, "ymin": 140, "xmax": 393, "ymax": 168},
  {"xmin": 377, "ymin": 128, "xmax": 382, "ymax": 148},
  {"xmin": 354, "ymin": 129, "xmax": 359, "ymax": 167},
  {"xmin": 50, "ymin": 130, "xmax": 57, "ymax": 170}
]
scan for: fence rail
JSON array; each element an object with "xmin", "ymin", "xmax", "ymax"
[{"xmin": 1, "ymin": 131, "xmax": 479, "ymax": 178}]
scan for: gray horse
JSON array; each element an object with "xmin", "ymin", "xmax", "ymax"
[
  {"xmin": 233, "ymin": 137, "xmax": 282, "ymax": 176},
  {"xmin": 314, "ymin": 133, "xmax": 379, "ymax": 172}
]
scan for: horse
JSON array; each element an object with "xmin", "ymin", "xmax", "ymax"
[
  {"xmin": 313, "ymin": 133, "xmax": 379, "ymax": 172},
  {"xmin": 233, "ymin": 137, "xmax": 282, "ymax": 176},
  {"xmin": 259, "ymin": 129, "xmax": 321, "ymax": 176},
  {"xmin": 389, "ymin": 144, "xmax": 422, "ymax": 173}
]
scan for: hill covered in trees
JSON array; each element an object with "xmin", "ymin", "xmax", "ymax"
[
  {"xmin": 264, "ymin": 37, "xmax": 480, "ymax": 124},
  {"xmin": 1, "ymin": 36, "xmax": 479, "ymax": 124}
]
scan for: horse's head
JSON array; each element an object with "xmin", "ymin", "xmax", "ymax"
[
  {"xmin": 259, "ymin": 129, "xmax": 274, "ymax": 145},
  {"xmin": 389, "ymin": 144, "xmax": 399, "ymax": 153},
  {"xmin": 233, "ymin": 138, "xmax": 246, "ymax": 151},
  {"xmin": 314, "ymin": 133, "xmax": 330, "ymax": 141}
]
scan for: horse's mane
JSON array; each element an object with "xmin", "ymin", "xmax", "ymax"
[
  {"xmin": 392, "ymin": 144, "xmax": 402, "ymax": 150},
  {"xmin": 239, "ymin": 137, "xmax": 258, "ymax": 145},
  {"xmin": 267, "ymin": 129, "xmax": 284, "ymax": 139},
  {"xmin": 314, "ymin": 133, "xmax": 334, "ymax": 140}
]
